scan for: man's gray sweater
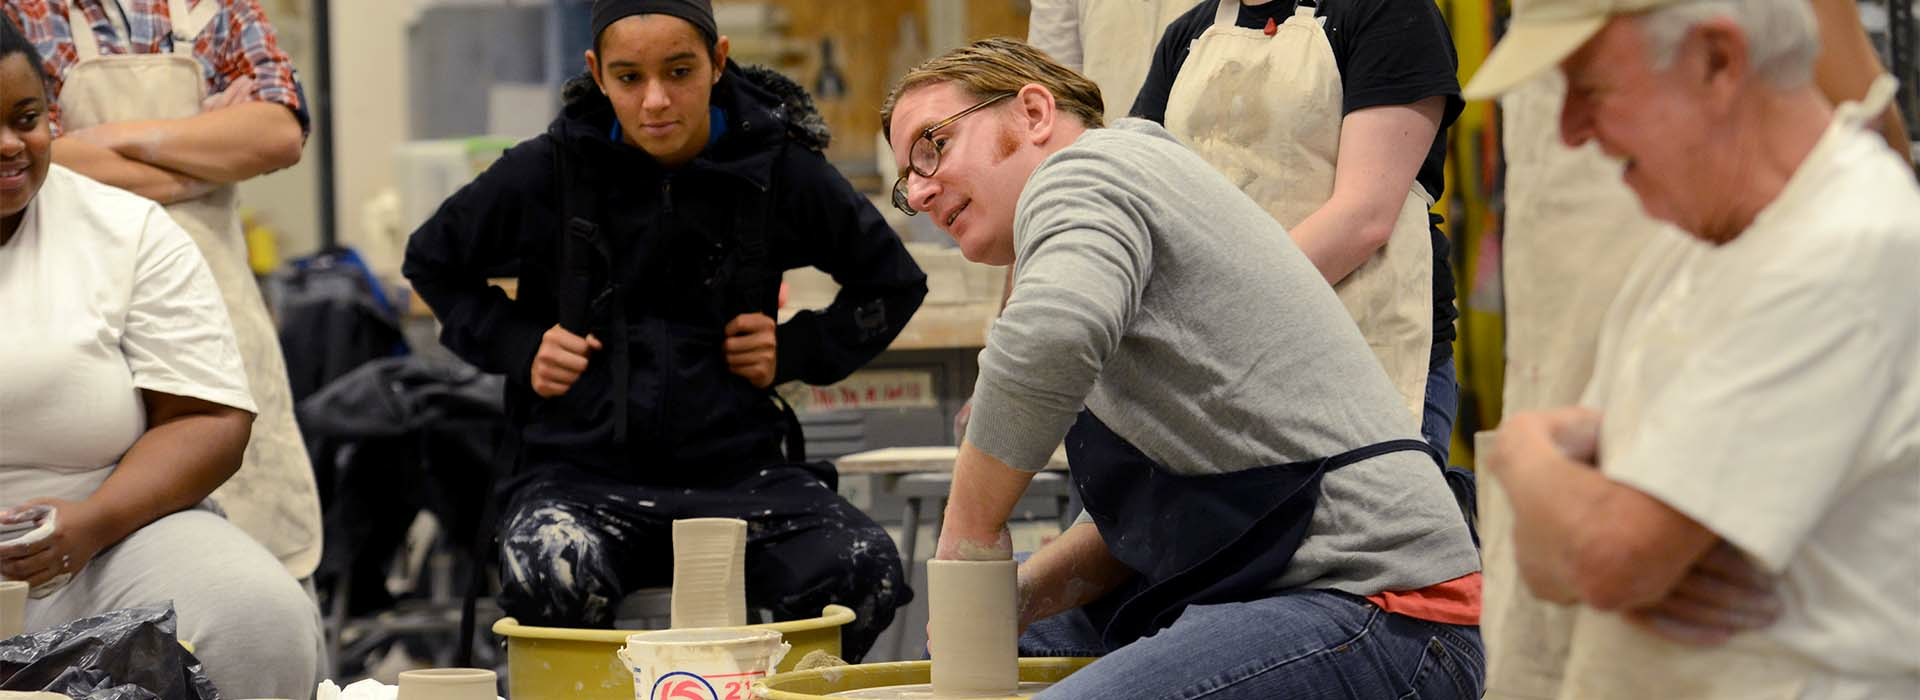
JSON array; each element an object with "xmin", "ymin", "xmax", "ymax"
[{"xmin": 966, "ymin": 118, "xmax": 1479, "ymax": 595}]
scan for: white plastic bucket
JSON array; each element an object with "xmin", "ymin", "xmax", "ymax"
[{"xmin": 615, "ymin": 628, "xmax": 789, "ymax": 700}]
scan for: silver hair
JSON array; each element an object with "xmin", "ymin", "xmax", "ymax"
[{"xmin": 1640, "ymin": 0, "xmax": 1820, "ymax": 88}]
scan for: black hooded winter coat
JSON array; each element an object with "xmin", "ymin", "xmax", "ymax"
[{"xmin": 402, "ymin": 63, "xmax": 928, "ymax": 487}]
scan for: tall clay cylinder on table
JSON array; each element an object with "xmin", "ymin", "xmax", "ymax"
[
  {"xmin": 0, "ymin": 580, "xmax": 26, "ymax": 639},
  {"xmin": 928, "ymin": 559, "xmax": 1019, "ymax": 695},
  {"xmin": 397, "ymin": 668, "xmax": 496, "ymax": 700},
  {"xmin": 670, "ymin": 518, "xmax": 749, "ymax": 629}
]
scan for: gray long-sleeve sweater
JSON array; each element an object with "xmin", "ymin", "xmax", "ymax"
[{"xmin": 966, "ymin": 118, "xmax": 1479, "ymax": 596}]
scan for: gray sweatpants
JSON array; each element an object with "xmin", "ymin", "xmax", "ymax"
[{"xmin": 23, "ymin": 509, "xmax": 325, "ymax": 699}]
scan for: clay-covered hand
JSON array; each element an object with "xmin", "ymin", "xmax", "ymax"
[
  {"xmin": 1014, "ymin": 568, "xmax": 1046, "ymax": 636},
  {"xmin": 933, "ymin": 525, "xmax": 1013, "ymax": 562},
  {"xmin": 530, "ymin": 324, "xmax": 602, "ymax": 398},
  {"xmin": 1487, "ymin": 406, "xmax": 1604, "ymax": 477},
  {"xmin": 201, "ymin": 75, "xmax": 256, "ymax": 112},
  {"xmin": 0, "ymin": 499, "xmax": 108, "ymax": 587},
  {"xmin": 724, "ymin": 313, "xmax": 778, "ymax": 389},
  {"xmin": 1542, "ymin": 405, "xmax": 1602, "ymax": 463},
  {"xmin": 1626, "ymin": 541, "xmax": 1782, "ymax": 645}
]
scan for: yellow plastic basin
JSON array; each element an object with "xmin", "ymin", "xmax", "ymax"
[
  {"xmin": 491, "ymin": 605, "xmax": 854, "ymax": 700},
  {"xmin": 753, "ymin": 657, "xmax": 1096, "ymax": 699}
]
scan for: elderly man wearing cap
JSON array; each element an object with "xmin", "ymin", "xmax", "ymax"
[
  {"xmin": 1466, "ymin": 0, "xmax": 1911, "ymax": 696},
  {"xmin": 1468, "ymin": 0, "xmax": 1920, "ymax": 695},
  {"xmin": 403, "ymin": 0, "xmax": 926, "ymax": 659}
]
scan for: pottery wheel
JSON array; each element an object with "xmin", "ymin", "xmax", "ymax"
[{"xmin": 826, "ymin": 681, "xmax": 1056, "ymax": 698}]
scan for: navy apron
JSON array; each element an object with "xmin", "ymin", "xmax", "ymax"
[{"xmin": 1065, "ymin": 409, "xmax": 1440, "ymax": 648}]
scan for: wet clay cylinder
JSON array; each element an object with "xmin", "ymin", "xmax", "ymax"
[
  {"xmin": 0, "ymin": 580, "xmax": 26, "ymax": 638},
  {"xmin": 671, "ymin": 518, "xmax": 749, "ymax": 629},
  {"xmin": 928, "ymin": 559, "xmax": 1018, "ymax": 695}
]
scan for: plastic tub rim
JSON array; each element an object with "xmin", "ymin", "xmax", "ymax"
[{"xmin": 490, "ymin": 603, "xmax": 855, "ymax": 643}]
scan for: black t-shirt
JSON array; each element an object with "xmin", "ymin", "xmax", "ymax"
[{"xmin": 1133, "ymin": 0, "xmax": 1461, "ymax": 361}]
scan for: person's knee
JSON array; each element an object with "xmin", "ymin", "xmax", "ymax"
[
  {"xmin": 813, "ymin": 510, "xmax": 909, "ymax": 607},
  {"xmin": 182, "ymin": 571, "xmax": 323, "ymax": 696},
  {"xmin": 497, "ymin": 502, "xmax": 621, "ymax": 625}
]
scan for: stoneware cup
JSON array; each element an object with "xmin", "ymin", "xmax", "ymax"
[
  {"xmin": 927, "ymin": 559, "xmax": 1019, "ymax": 695},
  {"xmin": 397, "ymin": 668, "xmax": 496, "ymax": 700},
  {"xmin": 0, "ymin": 580, "xmax": 28, "ymax": 639}
]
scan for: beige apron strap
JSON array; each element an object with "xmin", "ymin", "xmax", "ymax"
[
  {"xmin": 1837, "ymin": 74, "xmax": 1898, "ymax": 129},
  {"xmin": 1212, "ymin": 0, "xmax": 1239, "ymax": 27},
  {"xmin": 165, "ymin": 0, "xmax": 217, "ymax": 54},
  {"xmin": 65, "ymin": 2, "xmax": 102, "ymax": 59}
]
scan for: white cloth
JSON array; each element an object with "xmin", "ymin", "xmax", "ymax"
[
  {"xmin": 1570, "ymin": 99, "xmax": 1920, "ymax": 698},
  {"xmin": 0, "ymin": 164, "xmax": 254, "ymax": 509}
]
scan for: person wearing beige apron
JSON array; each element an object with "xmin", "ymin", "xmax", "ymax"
[
  {"xmin": 1026, "ymin": 0, "xmax": 1190, "ymax": 124},
  {"xmin": 1475, "ymin": 69, "xmax": 1672, "ymax": 700},
  {"xmin": 1135, "ymin": 0, "xmax": 1464, "ymax": 466},
  {"xmin": 21, "ymin": 0, "xmax": 323, "ymax": 581},
  {"xmin": 1471, "ymin": 0, "xmax": 1920, "ymax": 693}
]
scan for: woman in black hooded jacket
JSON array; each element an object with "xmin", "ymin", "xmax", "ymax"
[{"xmin": 401, "ymin": 0, "xmax": 927, "ymax": 660}]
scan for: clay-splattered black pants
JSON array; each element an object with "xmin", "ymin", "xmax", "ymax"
[{"xmin": 496, "ymin": 464, "xmax": 910, "ymax": 662}]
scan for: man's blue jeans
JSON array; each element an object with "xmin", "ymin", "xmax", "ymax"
[
  {"xmin": 1421, "ymin": 355, "xmax": 1460, "ymax": 466},
  {"xmin": 1020, "ymin": 589, "xmax": 1484, "ymax": 700}
]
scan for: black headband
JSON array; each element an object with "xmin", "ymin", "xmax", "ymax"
[{"xmin": 591, "ymin": 0, "xmax": 718, "ymax": 48}]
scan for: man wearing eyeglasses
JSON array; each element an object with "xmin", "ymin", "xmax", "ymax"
[
  {"xmin": 403, "ymin": 0, "xmax": 925, "ymax": 661},
  {"xmin": 883, "ymin": 38, "xmax": 1482, "ymax": 698}
]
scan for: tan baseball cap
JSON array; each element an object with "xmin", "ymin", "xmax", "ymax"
[{"xmin": 1463, "ymin": 0, "xmax": 1679, "ymax": 99}]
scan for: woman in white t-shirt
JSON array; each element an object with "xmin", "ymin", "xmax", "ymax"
[{"xmin": 0, "ymin": 21, "xmax": 321, "ymax": 698}]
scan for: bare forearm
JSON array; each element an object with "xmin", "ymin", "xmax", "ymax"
[
  {"xmin": 1488, "ymin": 451, "xmax": 1607, "ymax": 604},
  {"xmin": 86, "ymin": 409, "xmax": 249, "ymax": 546},
  {"xmin": 52, "ymin": 137, "xmax": 212, "ymax": 204},
  {"xmin": 1488, "ymin": 414, "xmax": 1717, "ymax": 610},
  {"xmin": 1299, "ymin": 99, "xmax": 1445, "ymax": 284},
  {"xmin": 1017, "ymin": 522, "xmax": 1132, "ymax": 625},
  {"xmin": 99, "ymin": 102, "xmax": 303, "ymax": 183},
  {"xmin": 1288, "ymin": 203, "xmax": 1391, "ymax": 285},
  {"xmin": 937, "ymin": 442, "xmax": 1037, "ymax": 559}
]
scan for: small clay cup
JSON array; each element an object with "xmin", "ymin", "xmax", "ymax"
[{"xmin": 397, "ymin": 668, "xmax": 496, "ymax": 700}]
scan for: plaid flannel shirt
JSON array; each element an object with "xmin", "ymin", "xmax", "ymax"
[{"xmin": 2, "ymin": 0, "xmax": 306, "ymax": 135}]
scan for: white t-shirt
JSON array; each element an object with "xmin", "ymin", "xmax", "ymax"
[
  {"xmin": 0, "ymin": 165, "xmax": 254, "ymax": 509},
  {"xmin": 1569, "ymin": 113, "xmax": 1920, "ymax": 697}
]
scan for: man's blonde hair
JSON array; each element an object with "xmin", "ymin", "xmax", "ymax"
[{"xmin": 881, "ymin": 37, "xmax": 1105, "ymax": 135}]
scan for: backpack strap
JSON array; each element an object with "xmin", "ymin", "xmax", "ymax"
[
  {"xmin": 727, "ymin": 151, "xmax": 805, "ymax": 464},
  {"xmin": 552, "ymin": 141, "xmax": 630, "ymax": 446}
]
